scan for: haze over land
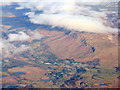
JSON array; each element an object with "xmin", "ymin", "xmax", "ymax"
[{"xmin": 1, "ymin": 0, "xmax": 119, "ymax": 88}]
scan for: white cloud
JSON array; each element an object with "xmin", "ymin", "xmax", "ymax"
[
  {"xmin": 1, "ymin": 31, "xmax": 43, "ymax": 57},
  {"xmin": 27, "ymin": 13, "xmax": 117, "ymax": 33},
  {"xmin": 1, "ymin": 0, "xmax": 119, "ymax": 33},
  {"xmin": 0, "ymin": 39, "xmax": 30, "ymax": 57},
  {"xmin": 12, "ymin": 44, "xmax": 30, "ymax": 54},
  {"xmin": 0, "ymin": 0, "xmax": 23, "ymax": 6},
  {"xmin": 8, "ymin": 31, "xmax": 30, "ymax": 41},
  {"xmin": 19, "ymin": 0, "xmax": 118, "ymax": 33}
]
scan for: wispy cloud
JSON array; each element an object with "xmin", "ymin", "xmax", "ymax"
[
  {"xmin": 1, "ymin": 0, "xmax": 118, "ymax": 33},
  {"xmin": 0, "ymin": 39, "xmax": 31, "ymax": 57},
  {"xmin": 1, "ymin": 31, "xmax": 43, "ymax": 57},
  {"xmin": 8, "ymin": 31, "xmax": 30, "ymax": 41}
]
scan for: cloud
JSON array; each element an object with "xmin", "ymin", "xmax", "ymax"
[
  {"xmin": 8, "ymin": 31, "xmax": 30, "ymax": 41},
  {"xmin": 76, "ymin": 0, "xmax": 112, "ymax": 5},
  {"xmin": 1, "ymin": 31, "xmax": 43, "ymax": 57},
  {"xmin": 12, "ymin": 44, "xmax": 31, "ymax": 54},
  {"xmin": 0, "ymin": 39, "xmax": 31, "ymax": 57},
  {"xmin": 2, "ymin": 0, "xmax": 118, "ymax": 33},
  {"xmin": 20, "ymin": 0, "xmax": 118, "ymax": 33},
  {"xmin": 27, "ymin": 13, "xmax": 117, "ymax": 33},
  {"xmin": 8, "ymin": 31, "xmax": 43, "ymax": 42}
]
